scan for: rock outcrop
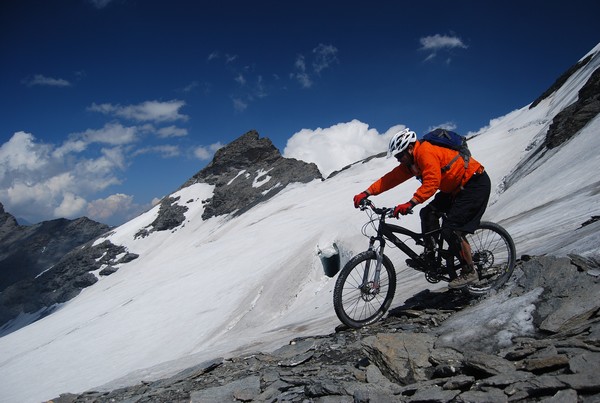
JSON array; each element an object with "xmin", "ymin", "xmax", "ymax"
[
  {"xmin": 134, "ymin": 196, "xmax": 189, "ymax": 239},
  {"xmin": 543, "ymin": 66, "xmax": 600, "ymax": 149},
  {"xmin": 51, "ymin": 255, "xmax": 600, "ymax": 402},
  {"xmin": 181, "ymin": 130, "xmax": 322, "ymax": 219},
  {"xmin": 0, "ymin": 237, "xmax": 138, "ymax": 336},
  {"xmin": 0, "ymin": 202, "xmax": 110, "ymax": 291},
  {"xmin": 497, "ymin": 54, "xmax": 599, "ymax": 194},
  {"xmin": 529, "ymin": 53, "xmax": 594, "ymax": 109}
]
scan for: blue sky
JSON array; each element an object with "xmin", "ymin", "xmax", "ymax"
[{"xmin": 1, "ymin": 0, "xmax": 599, "ymax": 226}]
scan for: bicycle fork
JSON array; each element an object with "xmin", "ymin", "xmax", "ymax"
[{"xmin": 361, "ymin": 237, "xmax": 385, "ymax": 296}]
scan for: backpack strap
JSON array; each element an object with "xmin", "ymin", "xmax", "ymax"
[
  {"xmin": 441, "ymin": 154, "xmax": 460, "ymax": 173},
  {"xmin": 441, "ymin": 152, "xmax": 470, "ymax": 173}
]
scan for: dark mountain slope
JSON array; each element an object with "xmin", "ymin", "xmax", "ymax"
[
  {"xmin": 182, "ymin": 130, "xmax": 322, "ymax": 219},
  {"xmin": 0, "ymin": 202, "xmax": 110, "ymax": 291}
]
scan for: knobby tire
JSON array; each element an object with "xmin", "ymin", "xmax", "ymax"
[
  {"xmin": 465, "ymin": 221, "xmax": 516, "ymax": 295},
  {"xmin": 333, "ymin": 251, "xmax": 396, "ymax": 328}
]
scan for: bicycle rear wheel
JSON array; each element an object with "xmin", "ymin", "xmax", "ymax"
[
  {"xmin": 465, "ymin": 221, "xmax": 516, "ymax": 295},
  {"xmin": 333, "ymin": 250, "xmax": 396, "ymax": 328}
]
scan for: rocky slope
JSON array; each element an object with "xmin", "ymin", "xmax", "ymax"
[
  {"xmin": 0, "ymin": 204, "xmax": 122, "ymax": 335},
  {"xmin": 0, "ymin": 236, "xmax": 139, "ymax": 336},
  {"xmin": 0, "ymin": 203, "xmax": 110, "ymax": 291},
  {"xmin": 51, "ymin": 254, "xmax": 600, "ymax": 402},
  {"xmin": 500, "ymin": 50, "xmax": 600, "ymax": 193}
]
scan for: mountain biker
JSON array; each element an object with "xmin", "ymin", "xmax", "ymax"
[{"xmin": 353, "ymin": 128, "xmax": 491, "ymax": 288}]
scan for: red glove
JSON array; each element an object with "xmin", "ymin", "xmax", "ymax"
[
  {"xmin": 353, "ymin": 191, "xmax": 369, "ymax": 208},
  {"xmin": 393, "ymin": 201, "xmax": 416, "ymax": 217}
]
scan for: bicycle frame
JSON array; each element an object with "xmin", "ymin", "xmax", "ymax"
[
  {"xmin": 362, "ymin": 203, "xmax": 457, "ymax": 286},
  {"xmin": 369, "ymin": 220, "xmax": 422, "ymax": 264}
]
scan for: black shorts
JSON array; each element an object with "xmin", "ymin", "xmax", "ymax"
[{"xmin": 429, "ymin": 171, "xmax": 491, "ymax": 234}]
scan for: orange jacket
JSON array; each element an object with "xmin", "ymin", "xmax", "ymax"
[{"xmin": 366, "ymin": 140, "xmax": 483, "ymax": 204}]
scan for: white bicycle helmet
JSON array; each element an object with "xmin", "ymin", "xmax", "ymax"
[{"xmin": 387, "ymin": 128, "xmax": 417, "ymax": 158}]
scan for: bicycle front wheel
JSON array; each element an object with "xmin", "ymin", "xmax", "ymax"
[
  {"xmin": 333, "ymin": 250, "xmax": 396, "ymax": 328},
  {"xmin": 465, "ymin": 221, "xmax": 516, "ymax": 295}
]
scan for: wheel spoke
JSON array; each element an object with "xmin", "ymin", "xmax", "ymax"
[
  {"xmin": 333, "ymin": 252, "xmax": 397, "ymax": 327},
  {"xmin": 465, "ymin": 222, "xmax": 516, "ymax": 295}
]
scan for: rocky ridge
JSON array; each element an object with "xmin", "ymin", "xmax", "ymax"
[
  {"xmin": 0, "ymin": 237, "xmax": 139, "ymax": 336},
  {"xmin": 181, "ymin": 130, "xmax": 322, "ymax": 219},
  {"xmin": 51, "ymin": 254, "xmax": 600, "ymax": 403},
  {"xmin": 0, "ymin": 202, "xmax": 115, "ymax": 334},
  {"xmin": 0, "ymin": 202, "xmax": 110, "ymax": 291},
  {"xmin": 543, "ymin": 65, "xmax": 600, "ymax": 149},
  {"xmin": 529, "ymin": 53, "xmax": 595, "ymax": 109},
  {"xmin": 496, "ymin": 51, "xmax": 599, "ymax": 194}
]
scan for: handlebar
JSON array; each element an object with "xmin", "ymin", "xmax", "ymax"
[
  {"xmin": 359, "ymin": 199, "xmax": 395, "ymax": 217},
  {"xmin": 359, "ymin": 199, "xmax": 413, "ymax": 217}
]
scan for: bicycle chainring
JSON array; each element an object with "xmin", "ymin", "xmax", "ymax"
[{"xmin": 425, "ymin": 271, "xmax": 441, "ymax": 283}]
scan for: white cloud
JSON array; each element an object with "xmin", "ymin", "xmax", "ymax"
[
  {"xmin": 52, "ymin": 123, "xmax": 138, "ymax": 159},
  {"xmin": 23, "ymin": 74, "xmax": 71, "ymax": 87},
  {"xmin": 225, "ymin": 54, "xmax": 238, "ymax": 64},
  {"xmin": 99, "ymin": 147, "xmax": 128, "ymax": 171},
  {"xmin": 253, "ymin": 75, "xmax": 267, "ymax": 98},
  {"xmin": 87, "ymin": 193, "xmax": 135, "ymax": 220},
  {"xmin": 75, "ymin": 122, "xmax": 139, "ymax": 145},
  {"xmin": 283, "ymin": 120, "xmax": 404, "ymax": 177},
  {"xmin": 235, "ymin": 74, "xmax": 246, "ymax": 86},
  {"xmin": 221, "ymin": 56, "xmax": 270, "ymax": 111},
  {"xmin": 0, "ymin": 131, "xmax": 51, "ymax": 174},
  {"xmin": 181, "ymin": 81, "xmax": 199, "ymax": 93},
  {"xmin": 312, "ymin": 43, "xmax": 339, "ymax": 74},
  {"xmin": 1, "ymin": 171, "xmax": 91, "ymax": 223},
  {"xmin": 207, "ymin": 51, "xmax": 219, "ymax": 61},
  {"xmin": 53, "ymin": 139, "xmax": 88, "ymax": 158},
  {"xmin": 4, "ymin": 173, "xmax": 72, "ymax": 207},
  {"xmin": 157, "ymin": 126, "xmax": 188, "ymax": 138},
  {"xmin": 88, "ymin": 100, "xmax": 189, "ymax": 122},
  {"xmin": 419, "ymin": 34, "xmax": 467, "ymax": 63},
  {"xmin": 133, "ymin": 145, "xmax": 180, "ymax": 158},
  {"xmin": 426, "ymin": 122, "xmax": 458, "ymax": 132},
  {"xmin": 0, "ymin": 118, "xmax": 196, "ymax": 224},
  {"xmin": 232, "ymin": 98, "xmax": 248, "ymax": 112},
  {"xmin": 292, "ymin": 44, "xmax": 338, "ymax": 88},
  {"xmin": 54, "ymin": 192, "xmax": 87, "ymax": 218},
  {"xmin": 194, "ymin": 143, "xmax": 224, "ymax": 161},
  {"xmin": 0, "ymin": 131, "xmax": 127, "ymax": 223},
  {"xmin": 420, "ymin": 34, "xmax": 467, "ymax": 51},
  {"xmin": 291, "ymin": 55, "xmax": 313, "ymax": 88}
]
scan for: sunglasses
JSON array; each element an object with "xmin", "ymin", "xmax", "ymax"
[{"xmin": 395, "ymin": 150, "xmax": 409, "ymax": 161}]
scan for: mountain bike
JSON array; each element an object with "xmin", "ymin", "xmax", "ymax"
[{"xmin": 333, "ymin": 200, "xmax": 516, "ymax": 328}]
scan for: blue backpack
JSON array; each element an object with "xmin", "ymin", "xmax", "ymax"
[{"xmin": 422, "ymin": 128, "xmax": 471, "ymax": 172}]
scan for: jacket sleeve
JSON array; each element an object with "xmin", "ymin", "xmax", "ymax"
[{"xmin": 366, "ymin": 164, "xmax": 414, "ymax": 196}]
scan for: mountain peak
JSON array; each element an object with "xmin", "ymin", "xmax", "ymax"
[
  {"xmin": 182, "ymin": 130, "xmax": 322, "ymax": 219},
  {"xmin": 202, "ymin": 130, "xmax": 281, "ymax": 178}
]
